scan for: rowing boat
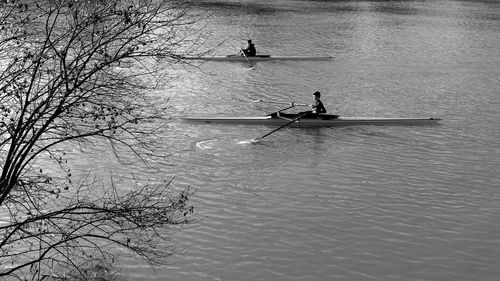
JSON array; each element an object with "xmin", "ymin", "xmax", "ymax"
[
  {"xmin": 182, "ymin": 113, "xmax": 442, "ymax": 127},
  {"xmin": 182, "ymin": 55, "xmax": 333, "ymax": 62}
]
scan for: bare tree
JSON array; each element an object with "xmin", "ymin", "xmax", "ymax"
[{"xmin": 0, "ymin": 0, "xmax": 201, "ymax": 279}]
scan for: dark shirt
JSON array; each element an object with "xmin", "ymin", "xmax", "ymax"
[
  {"xmin": 244, "ymin": 43, "xmax": 256, "ymax": 56},
  {"xmin": 313, "ymin": 100, "xmax": 327, "ymax": 113}
]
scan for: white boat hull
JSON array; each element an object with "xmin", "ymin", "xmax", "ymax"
[
  {"xmin": 182, "ymin": 116, "xmax": 442, "ymax": 127},
  {"xmin": 182, "ymin": 55, "xmax": 333, "ymax": 62}
]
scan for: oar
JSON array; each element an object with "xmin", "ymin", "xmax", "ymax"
[
  {"xmin": 240, "ymin": 48, "xmax": 250, "ymax": 63},
  {"xmin": 253, "ymin": 99, "xmax": 310, "ymax": 107},
  {"xmin": 269, "ymin": 104, "xmax": 296, "ymax": 115},
  {"xmin": 251, "ymin": 113, "xmax": 307, "ymax": 142}
]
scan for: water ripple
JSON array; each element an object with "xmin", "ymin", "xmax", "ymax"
[{"xmin": 72, "ymin": 1, "xmax": 500, "ymax": 280}]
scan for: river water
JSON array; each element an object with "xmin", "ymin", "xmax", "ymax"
[{"xmin": 92, "ymin": 1, "xmax": 500, "ymax": 280}]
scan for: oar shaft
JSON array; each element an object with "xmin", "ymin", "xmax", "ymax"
[
  {"xmin": 240, "ymin": 48, "xmax": 250, "ymax": 63},
  {"xmin": 253, "ymin": 113, "xmax": 306, "ymax": 141},
  {"xmin": 254, "ymin": 99, "xmax": 309, "ymax": 107}
]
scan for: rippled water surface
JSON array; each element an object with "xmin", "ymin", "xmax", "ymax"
[{"xmin": 98, "ymin": 1, "xmax": 500, "ymax": 280}]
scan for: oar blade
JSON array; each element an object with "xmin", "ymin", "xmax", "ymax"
[{"xmin": 238, "ymin": 138, "xmax": 262, "ymax": 145}]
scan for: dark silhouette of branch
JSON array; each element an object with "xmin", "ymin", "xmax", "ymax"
[{"xmin": 1, "ymin": 0, "xmax": 204, "ymax": 279}]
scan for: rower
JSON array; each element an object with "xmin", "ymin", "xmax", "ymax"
[
  {"xmin": 311, "ymin": 91, "xmax": 326, "ymax": 114},
  {"xmin": 242, "ymin": 40, "xmax": 256, "ymax": 57},
  {"xmin": 299, "ymin": 91, "xmax": 327, "ymax": 118}
]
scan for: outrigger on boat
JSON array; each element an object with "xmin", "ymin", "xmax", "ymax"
[
  {"xmin": 182, "ymin": 113, "xmax": 442, "ymax": 127},
  {"xmin": 182, "ymin": 54, "xmax": 333, "ymax": 62}
]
